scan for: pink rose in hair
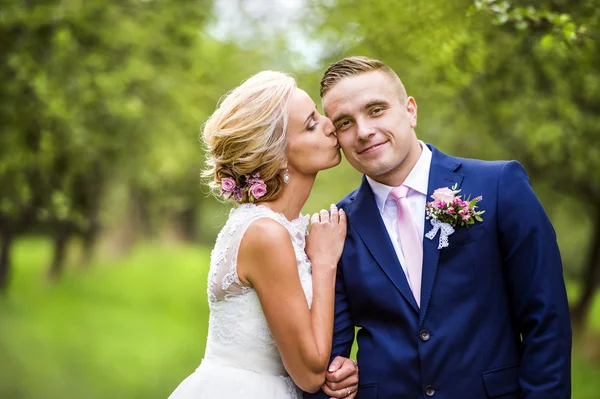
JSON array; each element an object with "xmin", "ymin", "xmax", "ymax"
[
  {"xmin": 221, "ymin": 177, "xmax": 236, "ymax": 198},
  {"xmin": 249, "ymin": 181, "xmax": 267, "ymax": 200},
  {"xmin": 431, "ymin": 187, "xmax": 456, "ymax": 203}
]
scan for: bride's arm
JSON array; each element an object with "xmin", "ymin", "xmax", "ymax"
[{"xmin": 238, "ymin": 207, "xmax": 346, "ymax": 393}]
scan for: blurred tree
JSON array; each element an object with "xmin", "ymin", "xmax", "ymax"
[
  {"xmin": 0, "ymin": 0, "xmax": 216, "ymax": 288},
  {"xmin": 126, "ymin": 39, "xmax": 269, "ymax": 245}
]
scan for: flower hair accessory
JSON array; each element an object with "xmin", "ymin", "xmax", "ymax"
[
  {"xmin": 220, "ymin": 173, "xmax": 267, "ymax": 203},
  {"xmin": 425, "ymin": 184, "xmax": 485, "ymax": 249}
]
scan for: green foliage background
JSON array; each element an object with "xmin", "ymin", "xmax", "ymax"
[{"xmin": 1, "ymin": 0, "xmax": 599, "ymax": 397}]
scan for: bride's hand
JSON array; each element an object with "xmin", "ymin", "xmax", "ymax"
[{"xmin": 306, "ymin": 204, "xmax": 347, "ymax": 271}]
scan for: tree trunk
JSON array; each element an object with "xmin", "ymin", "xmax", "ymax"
[
  {"xmin": 571, "ymin": 207, "xmax": 600, "ymax": 327},
  {"xmin": 178, "ymin": 207, "xmax": 197, "ymax": 242},
  {"xmin": 80, "ymin": 209, "xmax": 100, "ymax": 267},
  {"xmin": 133, "ymin": 188, "xmax": 153, "ymax": 238},
  {"xmin": 47, "ymin": 229, "xmax": 69, "ymax": 282},
  {"xmin": 0, "ymin": 230, "xmax": 13, "ymax": 293},
  {"xmin": 80, "ymin": 228, "xmax": 97, "ymax": 267}
]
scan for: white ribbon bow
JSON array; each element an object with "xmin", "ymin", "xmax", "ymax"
[{"xmin": 425, "ymin": 218, "xmax": 455, "ymax": 249}]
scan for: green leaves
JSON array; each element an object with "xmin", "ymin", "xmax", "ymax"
[
  {"xmin": 0, "ymin": 1, "xmax": 211, "ymax": 227},
  {"xmin": 471, "ymin": 0, "xmax": 587, "ymax": 43}
]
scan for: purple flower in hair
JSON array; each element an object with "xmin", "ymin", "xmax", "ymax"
[{"xmin": 233, "ymin": 188, "xmax": 244, "ymax": 202}]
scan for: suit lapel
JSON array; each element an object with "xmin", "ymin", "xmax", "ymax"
[
  {"xmin": 348, "ymin": 177, "xmax": 419, "ymax": 314},
  {"xmin": 419, "ymin": 145, "xmax": 464, "ymax": 325}
]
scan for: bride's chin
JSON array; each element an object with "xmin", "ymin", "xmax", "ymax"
[
  {"xmin": 323, "ymin": 153, "xmax": 342, "ymax": 171},
  {"xmin": 333, "ymin": 151, "xmax": 343, "ymax": 166}
]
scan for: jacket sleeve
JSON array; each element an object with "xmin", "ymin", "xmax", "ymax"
[{"xmin": 497, "ymin": 161, "xmax": 572, "ymax": 398}]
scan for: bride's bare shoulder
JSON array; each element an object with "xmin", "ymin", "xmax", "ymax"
[
  {"xmin": 245, "ymin": 217, "xmax": 289, "ymax": 241},
  {"xmin": 237, "ymin": 217, "xmax": 296, "ymax": 286}
]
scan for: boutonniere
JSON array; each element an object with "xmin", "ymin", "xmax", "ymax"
[{"xmin": 425, "ymin": 184, "xmax": 485, "ymax": 249}]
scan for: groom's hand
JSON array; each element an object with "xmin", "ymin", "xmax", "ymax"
[{"xmin": 322, "ymin": 356, "xmax": 358, "ymax": 398}]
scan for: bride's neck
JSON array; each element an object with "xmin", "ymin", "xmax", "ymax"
[{"xmin": 261, "ymin": 174, "xmax": 316, "ymax": 221}]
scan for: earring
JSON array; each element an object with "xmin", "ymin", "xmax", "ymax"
[{"xmin": 283, "ymin": 169, "xmax": 290, "ymax": 184}]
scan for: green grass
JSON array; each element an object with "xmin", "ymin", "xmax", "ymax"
[
  {"xmin": 0, "ymin": 238, "xmax": 210, "ymax": 399},
  {"xmin": 1, "ymin": 237, "xmax": 599, "ymax": 398}
]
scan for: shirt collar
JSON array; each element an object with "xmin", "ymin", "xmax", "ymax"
[{"xmin": 366, "ymin": 141, "xmax": 432, "ymax": 214}]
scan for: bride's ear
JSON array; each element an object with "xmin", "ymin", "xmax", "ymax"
[{"xmin": 280, "ymin": 160, "xmax": 288, "ymax": 170}]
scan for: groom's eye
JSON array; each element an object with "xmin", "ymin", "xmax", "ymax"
[{"xmin": 337, "ymin": 120, "xmax": 352, "ymax": 131}]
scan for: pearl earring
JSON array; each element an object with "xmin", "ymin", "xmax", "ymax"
[{"xmin": 283, "ymin": 169, "xmax": 290, "ymax": 184}]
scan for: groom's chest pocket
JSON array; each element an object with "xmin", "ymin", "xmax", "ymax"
[
  {"xmin": 438, "ymin": 223, "xmax": 490, "ymax": 270},
  {"xmin": 437, "ymin": 223, "xmax": 491, "ymax": 291},
  {"xmin": 442, "ymin": 222, "xmax": 487, "ymax": 250}
]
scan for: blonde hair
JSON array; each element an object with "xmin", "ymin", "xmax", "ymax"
[
  {"xmin": 320, "ymin": 56, "xmax": 407, "ymax": 99},
  {"xmin": 202, "ymin": 71, "xmax": 297, "ymax": 203}
]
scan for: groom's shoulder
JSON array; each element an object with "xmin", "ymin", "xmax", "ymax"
[
  {"xmin": 431, "ymin": 145, "xmax": 514, "ymax": 177},
  {"xmin": 450, "ymin": 153, "xmax": 531, "ymax": 186},
  {"xmin": 456, "ymin": 156, "xmax": 509, "ymax": 173},
  {"xmin": 447, "ymin": 151, "xmax": 517, "ymax": 176},
  {"xmin": 336, "ymin": 188, "xmax": 359, "ymax": 210}
]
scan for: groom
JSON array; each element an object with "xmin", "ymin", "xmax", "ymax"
[{"xmin": 305, "ymin": 56, "xmax": 572, "ymax": 398}]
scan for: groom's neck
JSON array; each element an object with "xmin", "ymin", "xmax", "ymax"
[{"xmin": 369, "ymin": 139, "xmax": 422, "ymax": 187}]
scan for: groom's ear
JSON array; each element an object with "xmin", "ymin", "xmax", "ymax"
[{"xmin": 406, "ymin": 96, "xmax": 417, "ymax": 128}]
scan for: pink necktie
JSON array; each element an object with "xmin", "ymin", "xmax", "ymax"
[{"xmin": 390, "ymin": 185, "xmax": 423, "ymax": 307}]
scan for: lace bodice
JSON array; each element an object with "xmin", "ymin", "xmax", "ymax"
[{"xmin": 203, "ymin": 204, "xmax": 313, "ymax": 378}]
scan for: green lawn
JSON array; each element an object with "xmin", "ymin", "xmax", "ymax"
[
  {"xmin": 0, "ymin": 237, "xmax": 599, "ymax": 398},
  {"xmin": 0, "ymin": 238, "xmax": 210, "ymax": 399}
]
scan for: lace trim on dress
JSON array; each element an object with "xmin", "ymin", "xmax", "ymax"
[{"xmin": 206, "ymin": 204, "xmax": 310, "ymax": 303}]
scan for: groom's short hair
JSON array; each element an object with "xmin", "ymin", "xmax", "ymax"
[{"xmin": 320, "ymin": 56, "xmax": 407, "ymax": 99}]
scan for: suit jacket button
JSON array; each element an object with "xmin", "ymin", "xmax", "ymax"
[
  {"xmin": 420, "ymin": 330, "xmax": 431, "ymax": 341},
  {"xmin": 425, "ymin": 386, "xmax": 435, "ymax": 396}
]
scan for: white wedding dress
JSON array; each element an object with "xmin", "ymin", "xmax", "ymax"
[{"xmin": 168, "ymin": 204, "xmax": 313, "ymax": 399}]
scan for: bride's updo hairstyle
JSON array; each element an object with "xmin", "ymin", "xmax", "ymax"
[{"xmin": 202, "ymin": 71, "xmax": 297, "ymax": 204}]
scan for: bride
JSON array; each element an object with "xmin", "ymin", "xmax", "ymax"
[{"xmin": 168, "ymin": 71, "xmax": 356, "ymax": 398}]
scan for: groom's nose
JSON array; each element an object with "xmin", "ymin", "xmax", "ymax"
[{"xmin": 356, "ymin": 120, "xmax": 376, "ymax": 140}]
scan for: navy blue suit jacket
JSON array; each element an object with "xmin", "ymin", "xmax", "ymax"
[{"xmin": 305, "ymin": 145, "xmax": 571, "ymax": 399}]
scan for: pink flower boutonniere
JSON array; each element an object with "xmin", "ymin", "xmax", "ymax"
[{"xmin": 425, "ymin": 184, "xmax": 485, "ymax": 249}]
